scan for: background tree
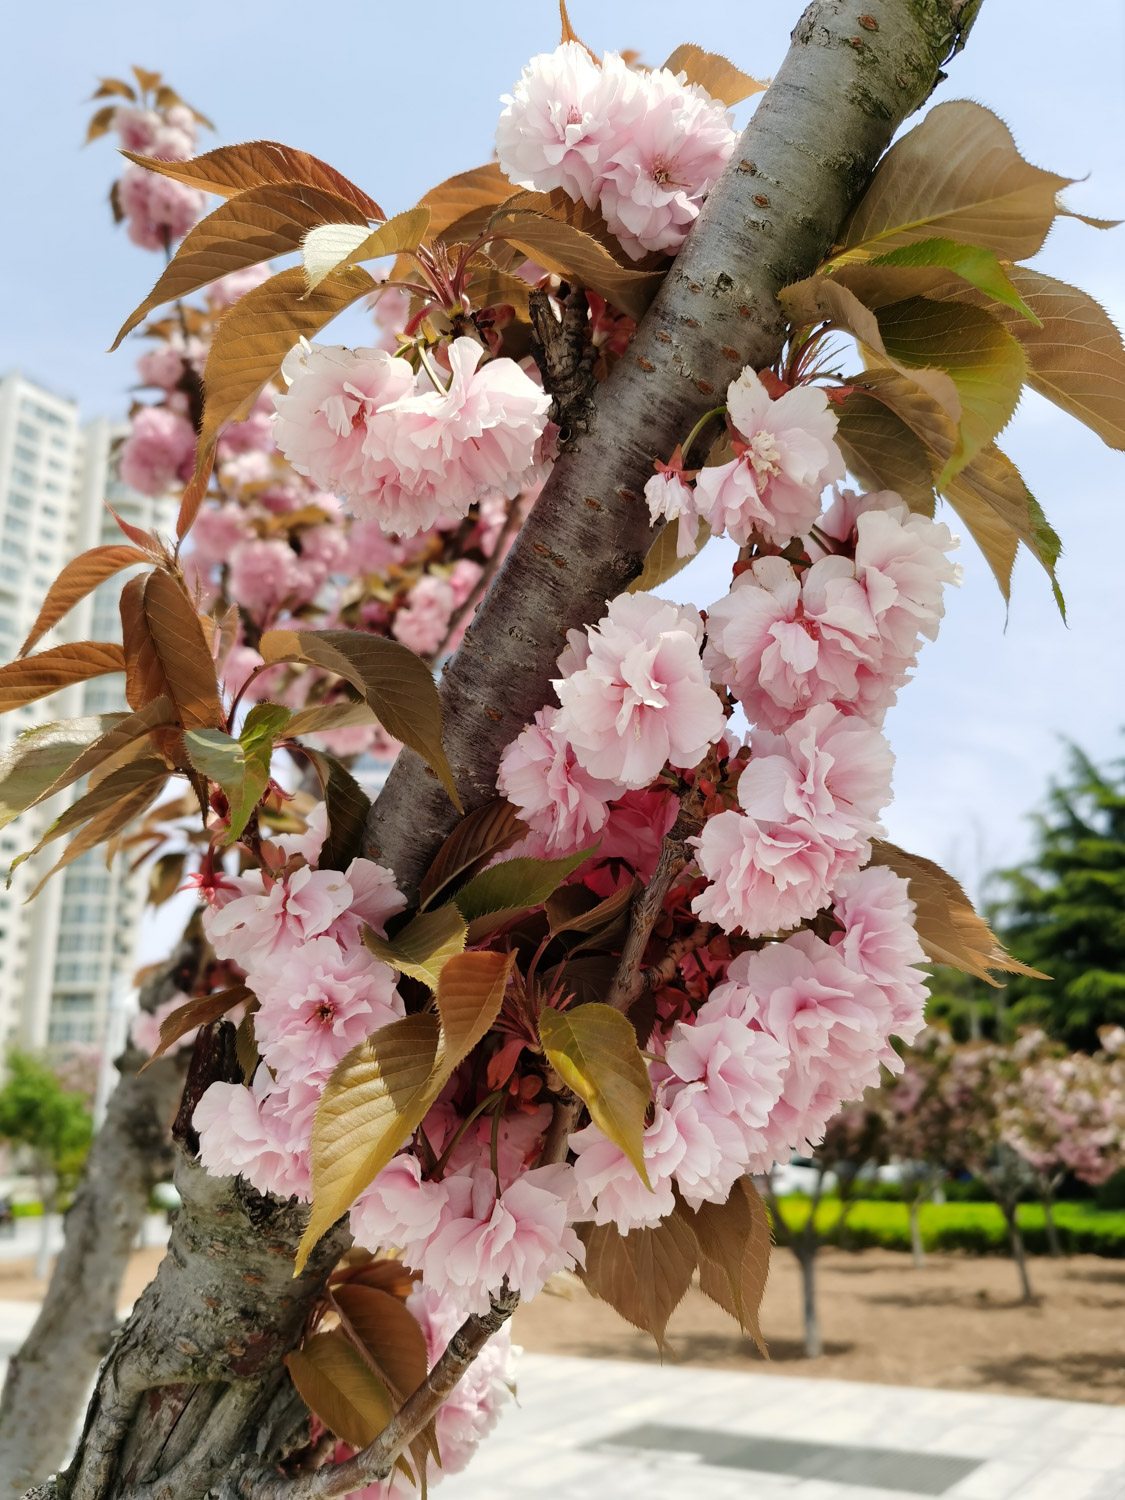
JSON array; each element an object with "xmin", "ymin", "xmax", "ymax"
[
  {"xmin": 875, "ymin": 1033, "xmax": 960, "ymax": 1268},
  {"xmin": 0, "ymin": 1053, "xmax": 93, "ymax": 1280},
  {"xmin": 993, "ymin": 743, "xmax": 1125, "ymax": 1049}
]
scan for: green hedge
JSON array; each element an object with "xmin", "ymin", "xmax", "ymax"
[{"xmin": 774, "ymin": 1197, "xmax": 1125, "ymax": 1258}]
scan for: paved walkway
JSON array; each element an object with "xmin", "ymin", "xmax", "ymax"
[
  {"xmin": 1, "ymin": 1301, "xmax": 1121, "ymax": 1498},
  {"xmin": 438, "ymin": 1354, "xmax": 1125, "ymax": 1500}
]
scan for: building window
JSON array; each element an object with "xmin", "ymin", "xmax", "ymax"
[
  {"xmin": 4, "ymin": 516, "xmax": 28, "ymax": 536},
  {"xmin": 12, "ymin": 468, "xmax": 34, "ymax": 487},
  {"xmin": 2, "ymin": 541, "xmax": 26, "ymax": 560},
  {"xmin": 13, "ymin": 445, "xmax": 36, "ymax": 465},
  {"xmin": 8, "ymin": 492, "xmax": 30, "ymax": 511},
  {"xmin": 48, "ymin": 1017, "xmax": 97, "ymax": 1044},
  {"xmin": 57, "ymin": 931, "xmax": 105, "ymax": 954},
  {"xmin": 53, "ymin": 960, "xmax": 103, "ymax": 984},
  {"xmin": 16, "ymin": 423, "xmax": 37, "ymax": 442},
  {"xmin": 42, "ymin": 504, "xmax": 59, "ymax": 518}
]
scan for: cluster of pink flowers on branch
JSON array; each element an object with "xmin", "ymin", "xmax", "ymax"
[
  {"xmin": 496, "ymin": 42, "xmax": 737, "ymax": 258},
  {"xmin": 97, "ymin": 72, "xmax": 210, "ymax": 250}
]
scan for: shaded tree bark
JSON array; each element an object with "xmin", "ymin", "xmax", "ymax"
[
  {"xmin": 0, "ymin": 940, "xmax": 201, "ymax": 1497},
  {"xmin": 34, "ymin": 4, "xmax": 981, "ymax": 1494}
]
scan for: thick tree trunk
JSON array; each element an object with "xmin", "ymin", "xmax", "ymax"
[
  {"xmin": 364, "ymin": 0, "xmax": 980, "ymax": 898},
  {"xmin": 36, "ymin": 5, "xmax": 980, "ymax": 1495},
  {"xmin": 0, "ymin": 944, "xmax": 200, "ymax": 1496}
]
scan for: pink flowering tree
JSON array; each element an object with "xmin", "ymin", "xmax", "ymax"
[{"xmin": 0, "ymin": 5, "xmax": 1122, "ymax": 1496}]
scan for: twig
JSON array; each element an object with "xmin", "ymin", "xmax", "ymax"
[
  {"xmin": 605, "ymin": 836, "xmax": 689, "ymax": 1013},
  {"xmin": 636, "ymin": 922, "xmax": 715, "ymax": 994}
]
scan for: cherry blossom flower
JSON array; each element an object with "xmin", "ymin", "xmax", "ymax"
[
  {"xmin": 695, "ymin": 371, "xmax": 844, "ymax": 547},
  {"xmin": 194, "ymin": 1074, "xmax": 312, "ymax": 1200},
  {"xmin": 692, "ymin": 808, "xmax": 837, "ymax": 938},
  {"xmin": 497, "ymin": 707, "xmax": 619, "ymax": 856},
  {"xmin": 644, "ymin": 468, "xmax": 704, "ymax": 558},
  {"xmin": 392, "ymin": 574, "xmax": 455, "ymax": 656},
  {"xmin": 495, "ymin": 43, "xmax": 641, "ymax": 206},
  {"xmin": 829, "ymin": 864, "xmax": 928, "ymax": 1040},
  {"xmin": 570, "ymin": 1103, "xmax": 684, "ymax": 1231},
  {"xmin": 553, "ymin": 592, "xmax": 724, "ymax": 789},
  {"xmin": 117, "ymin": 162, "xmax": 206, "ymax": 251},
  {"xmin": 207, "ymin": 262, "xmax": 272, "ymax": 310},
  {"xmin": 253, "ymin": 937, "xmax": 403, "ymax": 1088},
  {"xmin": 118, "ymin": 405, "xmax": 196, "ymax": 495},
  {"xmin": 205, "ymin": 865, "xmax": 358, "ymax": 970},
  {"xmin": 227, "ymin": 538, "xmax": 315, "ymax": 621}
]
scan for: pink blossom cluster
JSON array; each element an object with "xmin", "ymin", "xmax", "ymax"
[
  {"xmin": 193, "ymin": 835, "xmax": 408, "ymax": 1200},
  {"xmin": 118, "ymin": 405, "xmax": 197, "ymax": 496},
  {"xmin": 1001, "ymin": 1035, "xmax": 1125, "ymax": 1186},
  {"xmin": 495, "ymin": 43, "xmax": 737, "ymax": 259},
  {"xmin": 113, "ymin": 103, "xmax": 206, "ymax": 251},
  {"xmin": 645, "ymin": 369, "xmax": 846, "ymax": 553},
  {"xmin": 272, "ymin": 339, "xmax": 550, "ymax": 537},
  {"xmin": 570, "ymin": 864, "xmax": 928, "ymax": 1227}
]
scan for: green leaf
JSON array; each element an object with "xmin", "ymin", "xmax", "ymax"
[
  {"xmin": 259, "ymin": 628, "xmax": 459, "ymax": 811},
  {"xmin": 875, "ymin": 296, "xmax": 1028, "ymax": 481},
  {"xmin": 539, "ymin": 1003, "xmax": 652, "ymax": 1186},
  {"xmin": 285, "ymin": 699, "xmax": 377, "ymax": 739},
  {"xmin": 867, "ymin": 239, "xmax": 1041, "ymax": 325},
  {"xmin": 364, "ymin": 904, "xmax": 467, "ymax": 990},
  {"xmin": 184, "ymin": 709, "xmax": 283, "ymax": 846},
  {"xmin": 453, "ymin": 847, "xmax": 595, "ymax": 930},
  {"xmin": 286, "ymin": 1330, "xmax": 394, "ymax": 1450},
  {"xmin": 303, "ymin": 207, "xmax": 432, "ymax": 292},
  {"xmin": 0, "ymin": 716, "xmax": 127, "ymax": 830}
]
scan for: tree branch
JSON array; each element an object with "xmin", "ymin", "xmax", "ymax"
[{"xmin": 364, "ymin": 0, "xmax": 979, "ymax": 901}]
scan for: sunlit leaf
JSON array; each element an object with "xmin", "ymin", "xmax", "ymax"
[
  {"xmin": 91, "ymin": 77, "xmax": 136, "ymax": 102},
  {"xmin": 364, "ymin": 905, "xmax": 468, "ymax": 989},
  {"xmin": 418, "ymin": 800, "xmax": 527, "ymax": 911},
  {"xmin": 120, "ymin": 570, "xmax": 224, "ymax": 730},
  {"xmin": 0, "ymin": 642, "xmax": 125, "ymax": 715},
  {"xmin": 578, "ymin": 1215, "xmax": 697, "ymax": 1350},
  {"xmin": 286, "ymin": 1330, "xmax": 394, "ymax": 1450},
  {"xmin": 285, "ymin": 699, "xmax": 377, "ymax": 739},
  {"xmin": 869, "ymin": 841, "xmax": 1049, "ymax": 985},
  {"xmin": 942, "ymin": 442, "xmax": 1064, "ymax": 611},
  {"xmin": 185, "ymin": 706, "xmax": 284, "ymax": 845},
  {"xmin": 539, "ymin": 1003, "xmax": 652, "ymax": 1184},
  {"xmin": 661, "ymin": 43, "xmax": 767, "ymax": 105},
  {"xmin": 33, "ymin": 697, "xmax": 177, "ymax": 810},
  {"xmin": 24, "ymin": 773, "xmax": 168, "ymax": 898},
  {"xmin": 259, "ymin": 627, "xmax": 458, "ymax": 809},
  {"xmin": 836, "ymin": 237, "xmax": 1041, "ymax": 324},
  {"xmin": 122, "ymin": 140, "xmax": 384, "ymax": 218},
  {"xmin": 303, "ymin": 207, "xmax": 432, "ymax": 293},
  {"xmin": 19, "ymin": 545, "xmax": 152, "ymax": 658},
  {"xmin": 834, "ymin": 101, "xmax": 1073, "ymax": 262},
  {"xmin": 112, "ymin": 183, "xmax": 372, "ymax": 348},
  {"xmin": 145, "ymin": 984, "xmax": 255, "ymax": 1065},
  {"xmin": 848, "ymin": 366, "xmax": 957, "ymax": 481},
  {"xmin": 85, "ymin": 104, "xmax": 118, "ymax": 144},
  {"xmin": 629, "ymin": 519, "xmax": 712, "ymax": 595}
]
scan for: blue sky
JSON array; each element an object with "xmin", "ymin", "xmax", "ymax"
[{"xmin": 1, "ymin": 0, "xmax": 1122, "ymax": 892}]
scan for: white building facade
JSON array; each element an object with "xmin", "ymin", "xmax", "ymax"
[{"xmin": 0, "ymin": 373, "xmax": 175, "ymax": 1054}]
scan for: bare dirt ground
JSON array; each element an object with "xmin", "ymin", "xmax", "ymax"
[
  {"xmin": 3, "ymin": 1246, "xmax": 1121, "ymax": 1405},
  {"xmin": 512, "ymin": 1249, "xmax": 1125, "ymax": 1406}
]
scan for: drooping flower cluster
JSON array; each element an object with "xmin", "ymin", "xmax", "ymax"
[
  {"xmin": 109, "ymin": 95, "xmax": 207, "ymax": 250},
  {"xmin": 496, "ymin": 43, "xmax": 737, "ymax": 258},
  {"xmin": 272, "ymin": 339, "xmax": 551, "ymax": 537}
]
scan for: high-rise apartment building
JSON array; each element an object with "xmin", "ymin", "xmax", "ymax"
[{"xmin": 0, "ymin": 372, "xmax": 175, "ymax": 1053}]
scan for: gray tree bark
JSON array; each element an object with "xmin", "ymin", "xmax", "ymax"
[
  {"xmin": 0, "ymin": 941, "xmax": 201, "ymax": 1496},
  {"xmin": 32, "ymin": 4, "xmax": 981, "ymax": 1494}
]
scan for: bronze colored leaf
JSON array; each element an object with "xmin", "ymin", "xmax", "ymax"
[
  {"xmin": 545, "ymin": 878, "xmax": 638, "ymax": 939},
  {"xmin": 463, "ymin": 256, "xmax": 533, "ymax": 320},
  {"xmin": 850, "ymin": 367, "xmax": 957, "ymax": 476},
  {"xmin": 191, "ymin": 265, "xmax": 377, "ymax": 472},
  {"xmin": 558, "ymin": 0, "xmax": 593, "ymax": 52},
  {"xmin": 942, "ymin": 442, "xmax": 1063, "ymax": 609},
  {"xmin": 629, "ymin": 519, "xmax": 712, "ymax": 595},
  {"xmin": 332, "ymin": 1284, "xmax": 428, "ymax": 1405},
  {"xmin": 259, "ymin": 627, "xmax": 458, "ymax": 808},
  {"xmin": 111, "ymin": 183, "xmax": 372, "ymax": 349},
  {"xmin": 175, "ymin": 450, "xmax": 215, "ymax": 544},
  {"xmin": 145, "ymin": 984, "xmax": 255, "ymax": 1065},
  {"xmin": 364, "ymin": 904, "xmax": 468, "ymax": 990},
  {"xmin": 539, "ymin": 1003, "xmax": 652, "ymax": 1184},
  {"xmin": 488, "ymin": 207, "xmax": 664, "ymax": 322},
  {"xmin": 121, "ymin": 140, "xmax": 383, "ymax": 219},
  {"xmin": 286, "ymin": 1330, "xmax": 394, "ymax": 1451},
  {"xmin": 578, "ymin": 1215, "xmax": 698, "ymax": 1350},
  {"xmin": 23, "ymin": 756, "xmax": 170, "ymax": 858},
  {"xmin": 411, "ymin": 162, "xmax": 513, "ymax": 249},
  {"xmin": 19, "ymin": 546, "xmax": 151, "ymax": 659},
  {"xmin": 661, "ymin": 44, "xmax": 768, "ymax": 105},
  {"xmin": 869, "ymin": 841, "xmax": 1049, "ymax": 985},
  {"xmin": 106, "ymin": 504, "xmax": 163, "ymax": 557},
  {"xmin": 147, "ymin": 849, "xmax": 185, "ymax": 907},
  {"xmin": 433, "ymin": 950, "xmax": 513, "ymax": 1070},
  {"xmin": 298, "ymin": 1013, "xmax": 443, "ymax": 1272},
  {"xmin": 678, "ymin": 1178, "xmax": 771, "ymax": 1354},
  {"xmin": 33, "ymin": 697, "xmax": 177, "ymax": 810},
  {"xmin": 0, "ymin": 642, "xmax": 125, "ymax": 715},
  {"xmin": 303, "ymin": 207, "xmax": 432, "ymax": 293},
  {"xmin": 0, "ymin": 716, "xmax": 126, "ymax": 830},
  {"xmin": 305, "ymin": 750, "xmax": 371, "ymax": 871},
  {"xmin": 85, "ymin": 104, "xmax": 118, "ymax": 144},
  {"xmin": 91, "ymin": 77, "xmax": 136, "ymax": 102},
  {"xmin": 25, "ymin": 773, "xmax": 167, "ymax": 898},
  {"xmin": 417, "ymin": 799, "xmax": 527, "ymax": 911},
  {"xmin": 121, "ymin": 571, "xmax": 224, "ymax": 730},
  {"xmin": 835, "ymin": 101, "xmax": 1073, "ymax": 262},
  {"xmin": 835, "ymin": 390, "xmax": 937, "ymax": 515},
  {"xmin": 284, "ymin": 699, "xmax": 377, "ymax": 739}
]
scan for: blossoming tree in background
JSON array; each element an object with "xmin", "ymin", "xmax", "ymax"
[{"xmin": 0, "ymin": 2, "xmax": 1122, "ymax": 1494}]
